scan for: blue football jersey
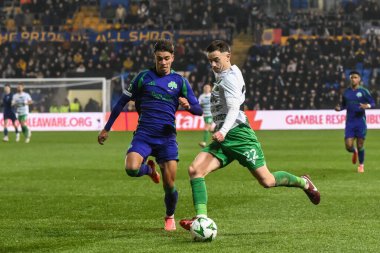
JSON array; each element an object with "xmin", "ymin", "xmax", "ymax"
[
  {"xmin": 2, "ymin": 93, "xmax": 14, "ymax": 113},
  {"xmin": 340, "ymin": 86, "xmax": 375, "ymax": 123},
  {"xmin": 127, "ymin": 69, "xmax": 199, "ymax": 136}
]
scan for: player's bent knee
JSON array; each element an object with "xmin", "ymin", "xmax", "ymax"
[
  {"xmin": 188, "ymin": 165, "xmax": 197, "ymax": 177},
  {"xmin": 188, "ymin": 164, "xmax": 204, "ymax": 178}
]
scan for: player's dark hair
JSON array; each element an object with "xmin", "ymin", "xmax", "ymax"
[
  {"xmin": 206, "ymin": 40, "xmax": 231, "ymax": 53},
  {"xmin": 349, "ymin": 70, "xmax": 361, "ymax": 76},
  {"xmin": 154, "ymin": 39, "xmax": 174, "ymax": 54},
  {"xmin": 4, "ymin": 83, "xmax": 10, "ymax": 87}
]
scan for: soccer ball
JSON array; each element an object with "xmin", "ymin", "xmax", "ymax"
[{"xmin": 190, "ymin": 217, "xmax": 217, "ymax": 242}]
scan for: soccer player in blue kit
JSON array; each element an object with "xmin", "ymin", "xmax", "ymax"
[
  {"xmin": 335, "ymin": 71, "xmax": 375, "ymax": 173},
  {"xmin": 97, "ymin": 40, "xmax": 202, "ymax": 231},
  {"xmin": 2, "ymin": 84, "xmax": 20, "ymax": 142}
]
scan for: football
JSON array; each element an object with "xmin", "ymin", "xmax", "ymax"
[{"xmin": 190, "ymin": 217, "xmax": 218, "ymax": 242}]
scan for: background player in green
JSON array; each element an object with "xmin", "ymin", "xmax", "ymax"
[
  {"xmin": 334, "ymin": 71, "xmax": 375, "ymax": 173},
  {"xmin": 198, "ymin": 83, "xmax": 214, "ymax": 148},
  {"xmin": 180, "ymin": 40, "xmax": 321, "ymax": 230},
  {"xmin": 12, "ymin": 83, "xmax": 33, "ymax": 143},
  {"xmin": 2, "ymin": 84, "xmax": 20, "ymax": 142}
]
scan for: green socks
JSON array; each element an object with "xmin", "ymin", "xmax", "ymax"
[
  {"xmin": 190, "ymin": 173, "xmax": 304, "ymax": 217},
  {"xmin": 203, "ymin": 130, "xmax": 210, "ymax": 142},
  {"xmin": 191, "ymin": 178, "xmax": 208, "ymax": 216},
  {"xmin": 21, "ymin": 125, "xmax": 29, "ymax": 137},
  {"xmin": 272, "ymin": 171, "xmax": 306, "ymax": 189}
]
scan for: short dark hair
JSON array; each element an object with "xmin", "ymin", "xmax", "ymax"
[
  {"xmin": 349, "ymin": 70, "xmax": 361, "ymax": 76},
  {"xmin": 206, "ymin": 40, "xmax": 231, "ymax": 53},
  {"xmin": 4, "ymin": 83, "xmax": 10, "ymax": 87},
  {"xmin": 154, "ymin": 39, "xmax": 174, "ymax": 54}
]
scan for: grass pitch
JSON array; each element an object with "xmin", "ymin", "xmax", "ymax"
[{"xmin": 0, "ymin": 130, "xmax": 379, "ymax": 252}]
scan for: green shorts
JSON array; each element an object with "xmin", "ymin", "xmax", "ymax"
[
  {"xmin": 204, "ymin": 116, "xmax": 213, "ymax": 124},
  {"xmin": 203, "ymin": 124, "xmax": 266, "ymax": 170},
  {"xmin": 18, "ymin": 114, "xmax": 28, "ymax": 122}
]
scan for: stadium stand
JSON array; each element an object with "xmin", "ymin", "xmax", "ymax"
[{"xmin": 0, "ymin": 0, "xmax": 379, "ymax": 111}]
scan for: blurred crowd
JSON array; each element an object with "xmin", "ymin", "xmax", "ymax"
[
  {"xmin": 242, "ymin": 35, "xmax": 380, "ymax": 110},
  {"xmin": 0, "ymin": 0, "xmax": 379, "ymax": 112},
  {"xmin": 2, "ymin": 0, "xmax": 379, "ymax": 33}
]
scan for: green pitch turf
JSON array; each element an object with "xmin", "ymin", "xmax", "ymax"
[{"xmin": 1, "ymin": 130, "xmax": 379, "ymax": 253}]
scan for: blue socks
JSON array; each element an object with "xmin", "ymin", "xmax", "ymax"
[
  {"xmin": 125, "ymin": 163, "xmax": 178, "ymax": 217},
  {"xmin": 164, "ymin": 186, "xmax": 178, "ymax": 216},
  {"xmin": 358, "ymin": 148, "xmax": 365, "ymax": 164}
]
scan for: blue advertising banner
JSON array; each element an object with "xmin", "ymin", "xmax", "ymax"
[{"xmin": 0, "ymin": 30, "xmax": 231, "ymax": 44}]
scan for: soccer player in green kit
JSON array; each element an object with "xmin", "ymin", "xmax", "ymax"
[
  {"xmin": 180, "ymin": 40, "xmax": 320, "ymax": 230},
  {"xmin": 198, "ymin": 83, "xmax": 214, "ymax": 148},
  {"xmin": 12, "ymin": 83, "xmax": 33, "ymax": 143}
]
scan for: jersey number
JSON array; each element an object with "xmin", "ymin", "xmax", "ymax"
[{"xmin": 243, "ymin": 148, "xmax": 258, "ymax": 164}]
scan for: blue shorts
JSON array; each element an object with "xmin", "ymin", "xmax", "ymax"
[
  {"xmin": 345, "ymin": 121, "xmax": 367, "ymax": 139},
  {"xmin": 3, "ymin": 111, "xmax": 17, "ymax": 122},
  {"xmin": 127, "ymin": 133, "xmax": 179, "ymax": 164}
]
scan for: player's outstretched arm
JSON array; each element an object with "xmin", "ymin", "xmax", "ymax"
[
  {"xmin": 179, "ymin": 97, "xmax": 203, "ymax": 116},
  {"xmin": 180, "ymin": 78, "xmax": 203, "ymax": 116},
  {"xmin": 98, "ymin": 93, "xmax": 130, "ymax": 145}
]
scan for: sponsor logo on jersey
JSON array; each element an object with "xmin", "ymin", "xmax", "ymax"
[
  {"xmin": 151, "ymin": 91, "xmax": 173, "ymax": 102},
  {"xmin": 168, "ymin": 81, "xmax": 177, "ymax": 90}
]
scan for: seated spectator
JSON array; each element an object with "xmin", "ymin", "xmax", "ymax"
[
  {"xmin": 137, "ymin": 1, "xmax": 149, "ymax": 23},
  {"xmin": 123, "ymin": 56, "xmax": 134, "ymax": 71},
  {"xmin": 115, "ymin": 4, "xmax": 126, "ymax": 24},
  {"xmin": 102, "ymin": 1, "xmax": 115, "ymax": 23},
  {"xmin": 76, "ymin": 63, "xmax": 86, "ymax": 73}
]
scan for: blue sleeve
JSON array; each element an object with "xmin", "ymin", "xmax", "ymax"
[
  {"xmin": 104, "ymin": 71, "xmax": 146, "ymax": 131},
  {"xmin": 180, "ymin": 77, "xmax": 203, "ymax": 116},
  {"xmin": 363, "ymin": 89, "xmax": 376, "ymax": 108},
  {"xmin": 104, "ymin": 93, "xmax": 131, "ymax": 131},
  {"xmin": 126, "ymin": 71, "xmax": 145, "ymax": 99},
  {"xmin": 340, "ymin": 92, "xmax": 347, "ymax": 110},
  {"xmin": 188, "ymin": 103, "xmax": 203, "ymax": 116}
]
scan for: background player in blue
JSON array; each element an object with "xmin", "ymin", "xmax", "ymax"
[
  {"xmin": 335, "ymin": 71, "xmax": 375, "ymax": 173},
  {"xmin": 97, "ymin": 40, "xmax": 202, "ymax": 231},
  {"xmin": 2, "ymin": 84, "xmax": 20, "ymax": 142}
]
